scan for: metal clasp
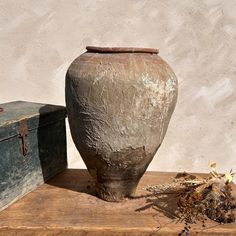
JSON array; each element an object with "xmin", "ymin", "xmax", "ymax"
[{"xmin": 19, "ymin": 120, "xmax": 28, "ymax": 156}]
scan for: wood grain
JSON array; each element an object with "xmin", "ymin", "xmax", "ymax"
[{"xmin": 0, "ymin": 169, "xmax": 235, "ymax": 235}]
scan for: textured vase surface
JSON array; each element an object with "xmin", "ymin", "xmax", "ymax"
[{"xmin": 66, "ymin": 46, "xmax": 178, "ymax": 201}]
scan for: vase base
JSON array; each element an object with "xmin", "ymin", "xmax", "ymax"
[{"xmin": 95, "ymin": 180, "xmax": 139, "ymax": 202}]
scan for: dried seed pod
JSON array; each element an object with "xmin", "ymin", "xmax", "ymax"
[{"xmin": 145, "ymin": 170, "xmax": 236, "ymax": 234}]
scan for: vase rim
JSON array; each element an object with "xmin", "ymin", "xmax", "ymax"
[{"xmin": 86, "ymin": 46, "xmax": 159, "ymax": 54}]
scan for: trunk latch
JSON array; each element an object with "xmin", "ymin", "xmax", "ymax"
[{"xmin": 19, "ymin": 120, "xmax": 28, "ymax": 156}]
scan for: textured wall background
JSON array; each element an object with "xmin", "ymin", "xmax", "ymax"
[{"xmin": 0, "ymin": 0, "xmax": 235, "ymax": 173}]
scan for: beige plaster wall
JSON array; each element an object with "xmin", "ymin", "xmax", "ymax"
[{"xmin": 0, "ymin": 0, "xmax": 235, "ymax": 173}]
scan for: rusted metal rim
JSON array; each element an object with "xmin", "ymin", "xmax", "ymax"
[{"xmin": 86, "ymin": 46, "xmax": 159, "ymax": 54}]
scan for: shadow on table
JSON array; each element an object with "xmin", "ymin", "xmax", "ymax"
[
  {"xmin": 36, "ymin": 106, "xmax": 96, "ymax": 197},
  {"xmin": 135, "ymin": 193, "xmax": 179, "ymax": 220},
  {"xmin": 46, "ymin": 168, "xmax": 180, "ymax": 220},
  {"xmin": 46, "ymin": 169, "xmax": 97, "ymax": 197}
]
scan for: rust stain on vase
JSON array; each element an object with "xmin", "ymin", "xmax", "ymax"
[{"xmin": 66, "ymin": 46, "xmax": 178, "ymax": 201}]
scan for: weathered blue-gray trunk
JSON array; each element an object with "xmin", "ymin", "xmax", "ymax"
[{"xmin": 0, "ymin": 101, "xmax": 67, "ymax": 211}]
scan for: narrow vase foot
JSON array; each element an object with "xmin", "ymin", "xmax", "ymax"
[{"xmin": 95, "ymin": 179, "xmax": 140, "ymax": 202}]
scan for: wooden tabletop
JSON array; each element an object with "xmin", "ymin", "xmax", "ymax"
[{"xmin": 0, "ymin": 169, "xmax": 235, "ymax": 236}]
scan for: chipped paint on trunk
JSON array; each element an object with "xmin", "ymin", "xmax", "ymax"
[{"xmin": 0, "ymin": 101, "xmax": 67, "ymax": 211}]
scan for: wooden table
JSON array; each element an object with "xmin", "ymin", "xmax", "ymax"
[{"xmin": 0, "ymin": 169, "xmax": 235, "ymax": 235}]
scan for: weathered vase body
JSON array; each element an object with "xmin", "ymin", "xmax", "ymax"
[{"xmin": 66, "ymin": 46, "xmax": 178, "ymax": 201}]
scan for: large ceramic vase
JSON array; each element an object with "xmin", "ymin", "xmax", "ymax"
[{"xmin": 66, "ymin": 46, "xmax": 178, "ymax": 201}]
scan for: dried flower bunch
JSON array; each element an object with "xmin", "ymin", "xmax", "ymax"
[{"xmin": 145, "ymin": 162, "xmax": 236, "ymax": 234}]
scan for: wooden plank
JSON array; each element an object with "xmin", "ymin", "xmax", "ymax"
[{"xmin": 0, "ymin": 169, "xmax": 235, "ymax": 235}]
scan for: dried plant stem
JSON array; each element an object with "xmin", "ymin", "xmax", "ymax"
[{"xmin": 145, "ymin": 171, "xmax": 236, "ymax": 235}]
